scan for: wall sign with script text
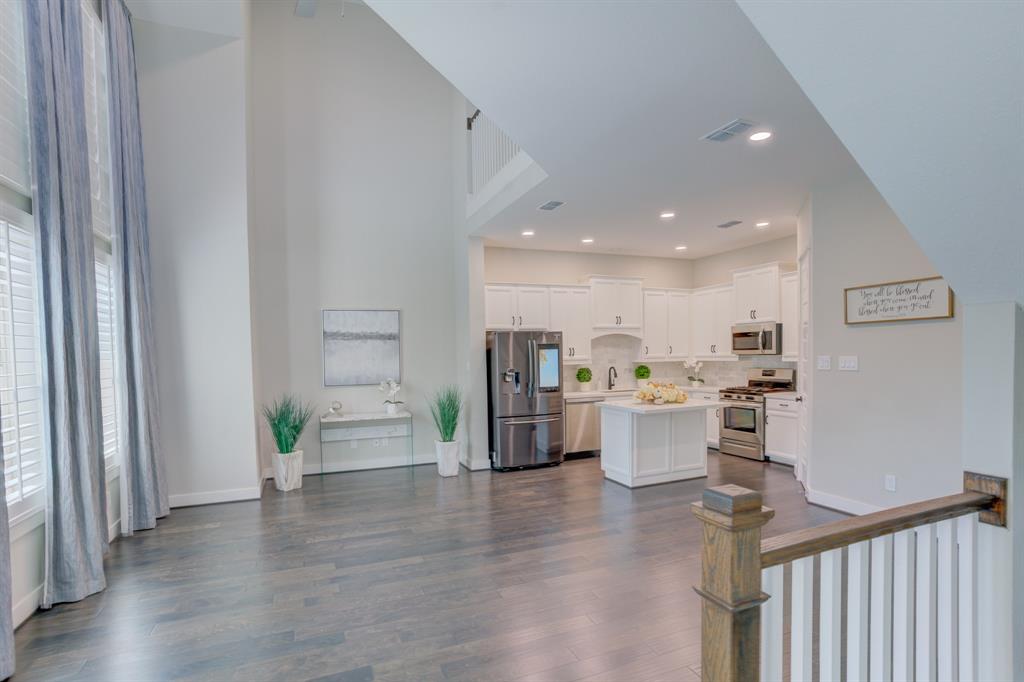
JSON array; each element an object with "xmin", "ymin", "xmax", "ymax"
[{"xmin": 844, "ymin": 276, "xmax": 954, "ymax": 324}]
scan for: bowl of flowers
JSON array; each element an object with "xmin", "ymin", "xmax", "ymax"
[{"xmin": 633, "ymin": 382, "xmax": 688, "ymax": 405}]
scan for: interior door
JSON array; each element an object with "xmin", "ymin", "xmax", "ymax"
[
  {"xmin": 796, "ymin": 249, "xmax": 811, "ymax": 485},
  {"xmin": 642, "ymin": 290, "xmax": 668, "ymax": 359}
]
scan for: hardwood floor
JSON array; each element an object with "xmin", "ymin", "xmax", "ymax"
[{"xmin": 13, "ymin": 453, "xmax": 844, "ymax": 681}]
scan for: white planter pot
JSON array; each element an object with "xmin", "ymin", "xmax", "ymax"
[
  {"xmin": 579, "ymin": 381, "xmax": 593, "ymax": 392},
  {"xmin": 385, "ymin": 402, "xmax": 399, "ymax": 415},
  {"xmin": 435, "ymin": 440, "xmax": 460, "ymax": 477},
  {"xmin": 691, "ymin": 380, "xmax": 705, "ymax": 388},
  {"xmin": 272, "ymin": 450, "xmax": 303, "ymax": 491}
]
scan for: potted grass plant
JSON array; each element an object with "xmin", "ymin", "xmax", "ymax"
[
  {"xmin": 430, "ymin": 385, "xmax": 463, "ymax": 477},
  {"xmin": 263, "ymin": 395, "xmax": 314, "ymax": 491},
  {"xmin": 576, "ymin": 366, "xmax": 593, "ymax": 391}
]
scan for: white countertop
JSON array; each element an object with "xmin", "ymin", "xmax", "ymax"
[
  {"xmin": 598, "ymin": 398, "xmax": 729, "ymax": 414},
  {"xmin": 766, "ymin": 392, "xmax": 798, "ymax": 400},
  {"xmin": 565, "ymin": 384, "xmax": 725, "ymax": 400}
]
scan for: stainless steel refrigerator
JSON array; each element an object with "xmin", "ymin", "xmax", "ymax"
[{"xmin": 487, "ymin": 330, "xmax": 564, "ymax": 470}]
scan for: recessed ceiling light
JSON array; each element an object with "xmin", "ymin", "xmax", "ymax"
[
  {"xmin": 755, "ymin": 221, "xmax": 770, "ymax": 228},
  {"xmin": 660, "ymin": 211, "xmax": 676, "ymax": 219},
  {"xmin": 521, "ymin": 230, "xmax": 535, "ymax": 237},
  {"xmin": 749, "ymin": 131, "xmax": 772, "ymax": 142},
  {"xmin": 581, "ymin": 238, "xmax": 594, "ymax": 244},
  {"xmin": 675, "ymin": 245, "xmax": 688, "ymax": 251}
]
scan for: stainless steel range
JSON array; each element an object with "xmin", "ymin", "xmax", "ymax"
[{"xmin": 719, "ymin": 368, "xmax": 795, "ymax": 461}]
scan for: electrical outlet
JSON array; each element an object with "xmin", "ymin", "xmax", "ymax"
[
  {"xmin": 816, "ymin": 355, "xmax": 832, "ymax": 371},
  {"xmin": 373, "ymin": 439, "xmax": 380, "ymax": 447},
  {"xmin": 839, "ymin": 355, "xmax": 859, "ymax": 371},
  {"xmin": 885, "ymin": 475, "xmax": 897, "ymax": 492},
  {"xmin": 382, "ymin": 438, "xmax": 389, "ymax": 447}
]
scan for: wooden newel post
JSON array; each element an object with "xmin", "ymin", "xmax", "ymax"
[{"xmin": 691, "ymin": 484, "xmax": 775, "ymax": 682}]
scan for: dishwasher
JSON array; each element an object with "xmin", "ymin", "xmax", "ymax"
[{"xmin": 564, "ymin": 397, "xmax": 604, "ymax": 457}]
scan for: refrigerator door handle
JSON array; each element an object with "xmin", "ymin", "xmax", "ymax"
[
  {"xmin": 504, "ymin": 417, "xmax": 560, "ymax": 426},
  {"xmin": 527, "ymin": 339, "xmax": 536, "ymax": 398}
]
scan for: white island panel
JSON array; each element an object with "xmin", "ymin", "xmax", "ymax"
[{"xmin": 599, "ymin": 400, "xmax": 727, "ymax": 488}]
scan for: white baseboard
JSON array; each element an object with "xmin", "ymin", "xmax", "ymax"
[
  {"xmin": 169, "ymin": 486, "xmax": 262, "ymax": 508},
  {"xmin": 463, "ymin": 457, "xmax": 491, "ymax": 471},
  {"xmin": 806, "ymin": 488, "xmax": 883, "ymax": 516},
  {"xmin": 13, "ymin": 584, "xmax": 41, "ymax": 628},
  {"xmin": 108, "ymin": 518, "xmax": 120, "ymax": 542},
  {"xmin": 766, "ymin": 453, "xmax": 796, "ymax": 466}
]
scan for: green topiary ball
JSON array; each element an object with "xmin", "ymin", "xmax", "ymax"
[
  {"xmin": 576, "ymin": 367, "xmax": 593, "ymax": 383},
  {"xmin": 635, "ymin": 364, "xmax": 651, "ymax": 380}
]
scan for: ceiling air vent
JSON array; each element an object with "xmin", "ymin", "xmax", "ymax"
[
  {"xmin": 717, "ymin": 220, "xmax": 742, "ymax": 229},
  {"xmin": 538, "ymin": 201, "xmax": 564, "ymax": 211},
  {"xmin": 701, "ymin": 119, "xmax": 755, "ymax": 143}
]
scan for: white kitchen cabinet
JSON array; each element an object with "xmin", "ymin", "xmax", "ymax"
[
  {"xmin": 641, "ymin": 290, "xmax": 669, "ymax": 359},
  {"xmin": 643, "ymin": 289, "xmax": 690, "ymax": 360},
  {"xmin": 590, "ymin": 277, "xmax": 643, "ymax": 332},
  {"xmin": 733, "ymin": 263, "xmax": 782, "ymax": 323},
  {"xmin": 484, "ymin": 285, "xmax": 518, "ymax": 330},
  {"xmin": 549, "ymin": 286, "xmax": 592, "ymax": 362},
  {"xmin": 689, "ymin": 389, "xmax": 720, "ymax": 447},
  {"xmin": 692, "ymin": 285, "xmax": 736, "ymax": 361},
  {"xmin": 667, "ymin": 291, "xmax": 690, "ymax": 359},
  {"xmin": 516, "ymin": 286, "xmax": 550, "ymax": 329},
  {"xmin": 765, "ymin": 396, "xmax": 798, "ymax": 465},
  {"xmin": 485, "ymin": 285, "xmax": 549, "ymax": 331},
  {"xmin": 780, "ymin": 271, "xmax": 798, "ymax": 362}
]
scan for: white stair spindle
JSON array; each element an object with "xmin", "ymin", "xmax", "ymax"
[
  {"xmin": 847, "ymin": 541, "xmax": 870, "ymax": 682},
  {"xmin": 870, "ymin": 534, "xmax": 894, "ymax": 681},
  {"xmin": 790, "ymin": 556, "xmax": 814, "ymax": 682},
  {"xmin": 819, "ymin": 549, "xmax": 842, "ymax": 682},
  {"xmin": 916, "ymin": 523, "xmax": 938, "ymax": 681},
  {"xmin": 957, "ymin": 513, "xmax": 978, "ymax": 682},
  {"xmin": 937, "ymin": 518, "xmax": 959, "ymax": 680},
  {"xmin": 892, "ymin": 529, "xmax": 916, "ymax": 682},
  {"xmin": 761, "ymin": 564, "xmax": 784, "ymax": 682}
]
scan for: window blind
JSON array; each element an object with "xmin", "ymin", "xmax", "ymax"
[
  {"xmin": 0, "ymin": 0, "xmax": 32, "ymax": 198},
  {"xmin": 94, "ymin": 254, "xmax": 118, "ymax": 467}
]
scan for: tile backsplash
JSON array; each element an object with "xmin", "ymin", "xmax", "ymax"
[{"xmin": 564, "ymin": 334, "xmax": 796, "ymax": 391}]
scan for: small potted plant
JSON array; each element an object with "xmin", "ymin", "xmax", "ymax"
[
  {"xmin": 576, "ymin": 366, "xmax": 593, "ymax": 391},
  {"xmin": 378, "ymin": 378, "xmax": 403, "ymax": 415},
  {"xmin": 262, "ymin": 395, "xmax": 314, "ymax": 492},
  {"xmin": 634, "ymin": 364, "xmax": 651, "ymax": 384},
  {"xmin": 684, "ymin": 360, "xmax": 705, "ymax": 387},
  {"xmin": 430, "ymin": 385, "xmax": 463, "ymax": 477}
]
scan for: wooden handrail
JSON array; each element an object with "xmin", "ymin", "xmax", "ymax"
[{"xmin": 760, "ymin": 490, "xmax": 994, "ymax": 568}]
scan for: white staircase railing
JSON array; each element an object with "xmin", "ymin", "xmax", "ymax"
[
  {"xmin": 467, "ymin": 107, "xmax": 521, "ymax": 196},
  {"xmin": 692, "ymin": 474, "xmax": 1006, "ymax": 682}
]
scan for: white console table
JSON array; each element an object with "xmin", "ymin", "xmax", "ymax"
[{"xmin": 318, "ymin": 410, "xmax": 414, "ymax": 474}]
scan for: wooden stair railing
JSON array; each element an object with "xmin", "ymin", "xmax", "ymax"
[{"xmin": 691, "ymin": 472, "xmax": 1007, "ymax": 682}]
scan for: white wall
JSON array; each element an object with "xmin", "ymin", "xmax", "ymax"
[
  {"xmin": 691, "ymin": 236, "xmax": 796, "ymax": 288},
  {"xmin": 808, "ymin": 170, "xmax": 962, "ymax": 512},
  {"xmin": 248, "ymin": 2, "xmax": 457, "ymax": 464},
  {"xmin": 484, "ymin": 247, "xmax": 693, "ymax": 289},
  {"xmin": 134, "ymin": 16, "xmax": 262, "ymax": 505}
]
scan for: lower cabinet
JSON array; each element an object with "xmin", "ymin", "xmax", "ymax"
[
  {"xmin": 765, "ymin": 397, "xmax": 798, "ymax": 465},
  {"xmin": 689, "ymin": 390, "xmax": 720, "ymax": 448}
]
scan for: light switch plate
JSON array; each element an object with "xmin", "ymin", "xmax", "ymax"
[
  {"xmin": 839, "ymin": 355, "xmax": 859, "ymax": 371},
  {"xmin": 816, "ymin": 355, "xmax": 832, "ymax": 370},
  {"xmin": 885, "ymin": 475, "xmax": 897, "ymax": 492}
]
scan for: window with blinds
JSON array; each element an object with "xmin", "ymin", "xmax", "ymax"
[
  {"xmin": 0, "ymin": 0, "xmax": 45, "ymax": 516},
  {"xmin": 81, "ymin": 0, "xmax": 121, "ymax": 471}
]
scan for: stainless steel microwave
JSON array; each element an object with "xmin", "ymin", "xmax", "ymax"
[{"xmin": 731, "ymin": 322, "xmax": 782, "ymax": 355}]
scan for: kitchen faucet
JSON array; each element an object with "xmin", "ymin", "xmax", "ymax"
[{"xmin": 608, "ymin": 366, "xmax": 618, "ymax": 390}]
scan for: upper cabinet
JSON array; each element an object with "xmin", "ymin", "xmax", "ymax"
[
  {"xmin": 780, "ymin": 271, "xmax": 798, "ymax": 362},
  {"xmin": 590, "ymin": 277, "xmax": 643, "ymax": 332},
  {"xmin": 485, "ymin": 285, "xmax": 550, "ymax": 330},
  {"xmin": 692, "ymin": 285, "xmax": 736, "ymax": 361},
  {"xmin": 549, "ymin": 286, "xmax": 592, "ymax": 362},
  {"xmin": 733, "ymin": 263, "xmax": 782, "ymax": 323},
  {"xmin": 642, "ymin": 289, "xmax": 690, "ymax": 360}
]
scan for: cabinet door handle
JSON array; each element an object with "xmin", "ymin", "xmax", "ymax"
[
  {"xmin": 753, "ymin": 309, "xmax": 758, "ymax": 319},
  {"xmin": 644, "ymin": 345, "xmax": 649, "ymax": 355},
  {"xmin": 519, "ymin": 315, "xmax": 523, "ymax": 326},
  {"xmin": 715, "ymin": 409, "xmax": 720, "ymax": 418},
  {"xmin": 765, "ymin": 414, "xmax": 769, "ymax": 424},
  {"xmin": 668, "ymin": 345, "xmax": 673, "ymax": 354},
  {"xmin": 795, "ymin": 396, "xmax": 804, "ymax": 402},
  {"xmin": 512, "ymin": 316, "xmax": 516, "ymax": 327}
]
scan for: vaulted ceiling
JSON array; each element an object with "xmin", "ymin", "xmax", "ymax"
[{"xmin": 366, "ymin": 0, "xmax": 859, "ymax": 259}]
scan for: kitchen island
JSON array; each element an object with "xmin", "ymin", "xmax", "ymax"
[{"xmin": 598, "ymin": 399, "xmax": 728, "ymax": 488}]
